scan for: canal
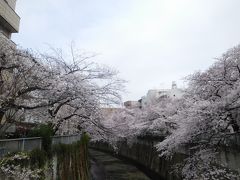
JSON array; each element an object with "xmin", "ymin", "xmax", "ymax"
[{"xmin": 90, "ymin": 149, "xmax": 151, "ymax": 180}]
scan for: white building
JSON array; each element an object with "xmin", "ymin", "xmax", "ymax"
[{"xmin": 141, "ymin": 82, "xmax": 184, "ymax": 107}]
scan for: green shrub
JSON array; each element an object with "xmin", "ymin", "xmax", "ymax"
[
  {"xmin": 29, "ymin": 149, "xmax": 47, "ymax": 169},
  {"xmin": 28, "ymin": 124, "xmax": 54, "ymax": 155}
]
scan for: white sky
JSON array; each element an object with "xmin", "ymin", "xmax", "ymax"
[{"xmin": 13, "ymin": 0, "xmax": 240, "ymax": 101}]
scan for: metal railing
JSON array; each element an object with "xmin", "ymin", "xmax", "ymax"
[{"xmin": 0, "ymin": 134, "xmax": 81, "ymax": 157}]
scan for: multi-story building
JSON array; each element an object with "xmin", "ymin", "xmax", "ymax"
[
  {"xmin": 124, "ymin": 82, "xmax": 184, "ymax": 109},
  {"xmin": 141, "ymin": 81, "xmax": 184, "ymax": 107},
  {"xmin": 0, "ymin": 0, "xmax": 20, "ymax": 39}
]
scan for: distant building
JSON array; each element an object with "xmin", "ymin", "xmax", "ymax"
[
  {"xmin": 101, "ymin": 107, "xmax": 123, "ymax": 120},
  {"xmin": 0, "ymin": 0, "xmax": 20, "ymax": 39},
  {"xmin": 141, "ymin": 81, "xmax": 184, "ymax": 107},
  {"xmin": 124, "ymin": 100, "xmax": 141, "ymax": 109},
  {"xmin": 123, "ymin": 82, "xmax": 184, "ymax": 109}
]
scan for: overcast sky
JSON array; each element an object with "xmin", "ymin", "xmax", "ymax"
[{"xmin": 13, "ymin": 0, "xmax": 240, "ymax": 101}]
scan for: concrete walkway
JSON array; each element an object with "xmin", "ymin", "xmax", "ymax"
[{"xmin": 90, "ymin": 149, "xmax": 151, "ymax": 180}]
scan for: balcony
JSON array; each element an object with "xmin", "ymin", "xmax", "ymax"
[{"xmin": 0, "ymin": 0, "xmax": 20, "ymax": 33}]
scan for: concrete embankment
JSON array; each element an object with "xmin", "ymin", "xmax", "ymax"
[
  {"xmin": 90, "ymin": 139, "xmax": 185, "ymax": 180},
  {"xmin": 90, "ymin": 149, "xmax": 151, "ymax": 180}
]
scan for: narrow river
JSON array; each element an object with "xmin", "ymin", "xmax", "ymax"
[{"xmin": 90, "ymin": 149, "xmax": 151, "ymax": 180}]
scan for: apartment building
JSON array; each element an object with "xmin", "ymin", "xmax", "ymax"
[
  {"xmin": 0, "ymin": 0, "xmax": 20, "ymax": 38},
  {"xmin": 141, "ymin": 82, "xmax": 184, "ymax": 107},
  {"xmin": 124, "ymin": 82, "xmax": 184, "ymax": 109}
]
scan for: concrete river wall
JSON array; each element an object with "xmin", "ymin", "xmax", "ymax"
[
  {"xmin": 91, "ymin": 134, "xmax": 240, "ymax": 180},
  {"xmin": 90, "ymin": 138, "xmax": 184, "ymax": 180}
]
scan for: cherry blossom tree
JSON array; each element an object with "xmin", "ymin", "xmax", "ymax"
[
  {"xmin": 40, "ymin": 45, "xmax": 125, "ymax": 135},
  {"xmin": 156, "ymin": 45, "xmax": 240, "ymax": 179},
  {"xmin": 101, "ymin": 98, "xmax": 181, "ymax": 147},
  {"xmin": 0, "ymin": 37, "xmax": 56, "ymax": 137},
  {"xmin": 0, "ymin": 37, "xmax": 125, "ymax": 137},
  {"xmin": 100, "ymin": 44, "xmax": 240, "ymax": 179}
]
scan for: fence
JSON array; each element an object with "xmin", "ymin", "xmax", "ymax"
[{"xmin": 0, "ymin": 134, "xmax": 81, "ymax": 158}]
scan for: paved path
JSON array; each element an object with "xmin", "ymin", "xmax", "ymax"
[{"xmin": 90, "ymin": 149, "xmax": 151, "ymax": 180}]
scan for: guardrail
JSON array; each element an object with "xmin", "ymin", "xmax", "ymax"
[{"xmin": 0, "ymin": 134, "xmax": 81, "ymax": 157}]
